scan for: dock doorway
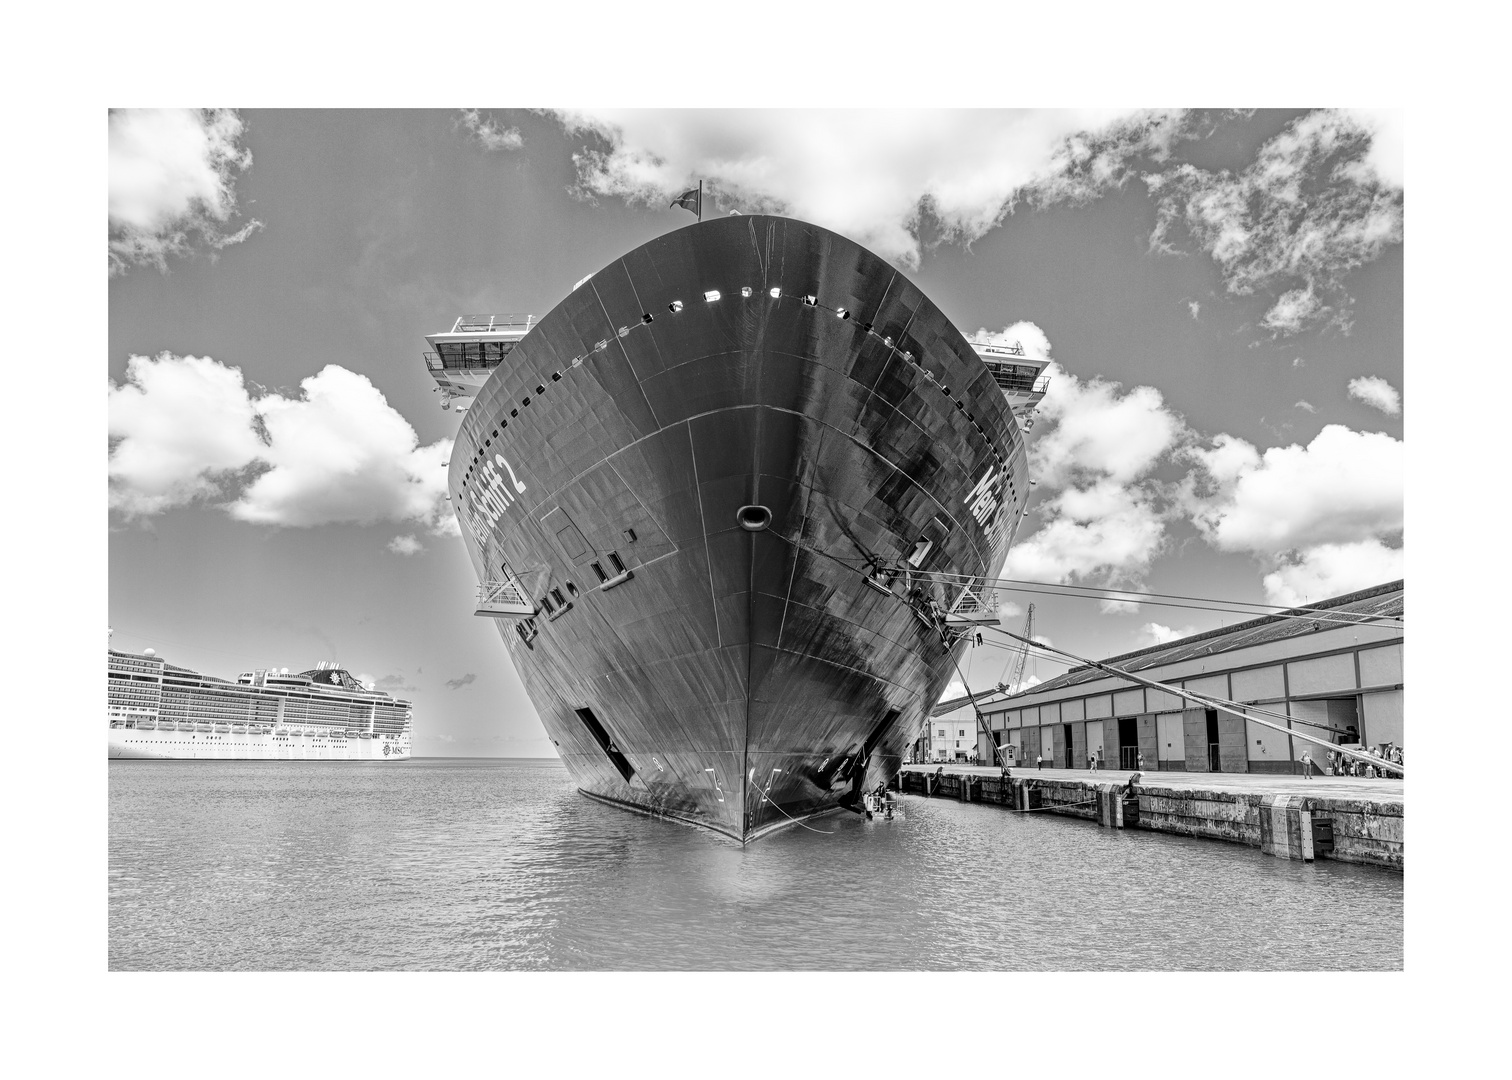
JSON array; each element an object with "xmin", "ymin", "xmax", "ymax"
[
  {"xmin": 1118, "ymin": 716, "xmax": 1139, "ymax": 770},
  {"xmin": 1062, "ymin": 724, "xmax": 1075, "ymax": 769},
  {"xmin": 1206, "ymin": 709, "xmax": 1221, "ymax": 772}
]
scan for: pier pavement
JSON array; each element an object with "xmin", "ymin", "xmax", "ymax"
[{"xmin": 902, "ymin": 763, "xmax": 1404, "ymax": 804}]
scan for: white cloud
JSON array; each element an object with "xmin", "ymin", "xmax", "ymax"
[
  {"xmin": 1028, "ymin": 362, "xmax": 1189, "ymax": 488},
  {"xmin": 1000, "ymin": 357, "xmax": 1189, "ymax": 595},
  {"xmin": 109, "ymin": 354, "xmax": 454, "ymax": 533},
  {"xmin": 108, "ymin": 353, "xmax": 267, "ymax": 515},
  {"xmin": 1148, "ymin": 110, "xmax": 1403, "ymax": 336},
  {"xmin": 457, "ymin": 109, "xmax": 523, "ymax": 151},
  {"xmin": 1141, "ymin": 622, "xmax": 1196, "ymax": 646},
  {"xmin": 1004, "ymin": 481, "xmax": 1169, "ymax": 587},
  {"xmin": 1348, "ymin": 375, "xmax": 1402, "ymax": 416},
  {"xmin": 388, "ymin": 534, "xmax": 423, "ymax": 556},
  {"xmin": 1100, "ymin": 597, "xmax": 1141, "ymax": 615},
  {"xmin": 547, "ymin": 108, "xmax": 1161, "ymax": 269},
  {"xmin": 1339, "ymin": 110, "xmax": 1405, "ymax": 188},
  {"xmin": 541, "ymin": 109, "xmax": 1400, "ymax": 333},
  {"xmin": 1295, "ymin": 400, "xmax": 1316, "ymax": 413},
  {"xmin": 1185, "ymin": 424, "xmax": 1403, "ymax": 554},
  {"xmin": 1293, "ymin": 357, "xmax": 1306, "ymax": 368},
  {"xmin": 108, "ymin": 109, "xmax": 262, "ymax": 275},
  {"xmin": 1187, "ymin": 300, "xmax": 1201, "ymax": 320},
  {"xmin": 1262, "ymin": 539, "xmax": 1404, "ymax": 607}
]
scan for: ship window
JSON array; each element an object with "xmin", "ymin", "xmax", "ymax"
[
  {"xmin": 522, "ymin": 397, "xmax": 531, "ymax": 407},
  {"xmin": 541, "ymin": 595, "xmax": 555, "ymax": 614},
  {"xmin": 510, "ymin": 409, "xmax": 518, "ymax": 417},
  {"xmin": 491, "ymin": 430, "xmax": 498, "ymax": 438},
  {"xmin": 591, "ymin": 562, "xmax": 608, "ymax": 582},
  {"xmin": 536, "ymin": 384, "xmax": 546, "ymax": 395},
  {"xmin": 623, "ymin": 528, "xmax": 637, "ymax": 543},
  {"xmin": 566, "ymin": 581, "xmax": 578, "ymax": 597},
  {"xmin": 608, "ymin": 551, "xmax": 626, "ymax": 574},
  {"xmin": 669, "ymin": 300, "xmax": 683, "ymax": 313},
  {"xmin": 642, "ymin": 313, "xmax": 654, "ymax": 324},
  {"xmin": 551, "ymin": 588, "xmax": 567, "ymax": 607},
  {"xmin": 484, "ymin": 438, "xmax": 491, "ymax": 447},
  {"xmin": 552, "ymin": 371, "xmax": 562, "ymax": 381}
]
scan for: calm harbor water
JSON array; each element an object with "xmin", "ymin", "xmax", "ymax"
[{"xmin": 109, "ymin": 757, "xmax": 1402, "ymax": 971}]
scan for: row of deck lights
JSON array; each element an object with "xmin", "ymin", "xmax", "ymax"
[{"xmin": 458, "ymin": 283, "xmax": 1016, "ymax": 509}]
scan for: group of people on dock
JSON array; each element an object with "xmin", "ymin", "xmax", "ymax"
[{"xmin": 1327, "ymin": 744, "xmax": 1403, "ymax": 779}]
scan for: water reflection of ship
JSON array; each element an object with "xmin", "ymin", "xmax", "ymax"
[{"xmin": 427, "ymin": 214, "xmax": 1047, "ymax": 842}]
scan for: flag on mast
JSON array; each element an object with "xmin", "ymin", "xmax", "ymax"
[{"xmin": 670, "ymin": 182, "xmax": 702, "ymax": 221}]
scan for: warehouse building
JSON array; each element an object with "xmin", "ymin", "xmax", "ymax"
[{"xmin": 971, "ymin": 581, "xmax": 1403, "ymax": 774}]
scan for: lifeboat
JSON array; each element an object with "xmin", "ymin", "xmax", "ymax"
[
  {"xmin": 212, "ymin": 724, "xmax": 230, "ymax": 734},
  {"xmin": 346, "ymin": 731, "xmax": 359, "ymax": 739},
  {"xmin": 177, "ymin": 722, "xmax": 195, "ymax": 732},
  {"xmin": 274, "ymin": 728, "xmax": 289, "ymax": 737},
  {"xmin": 195, "ymin": 723, "xmax": 212, "ymax": 733},
  {"xmin": 231, "ymin": 724, "xmax": 248, "ymax": 735},
  {"xmin": 134, "ymin": 721, "xmax": 157, "ymax": 731}
]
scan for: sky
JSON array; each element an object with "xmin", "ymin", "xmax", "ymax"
[{"xmin": 107, "ymin": 108, "xmax": 1405, "ymax": 756}]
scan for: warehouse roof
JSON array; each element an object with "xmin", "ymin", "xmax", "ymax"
[{"xmin": 988, "ymin": 579, "xmax": 1403, "ymax": 705}]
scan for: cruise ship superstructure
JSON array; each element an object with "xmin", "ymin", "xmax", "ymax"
[
  {"xmin": 108, "ymin": 649, "xmax": 412, "ymax": 760},
  {"xmin": 427, "ymin": 215, "xmax": 1047, "ymax": 841}
]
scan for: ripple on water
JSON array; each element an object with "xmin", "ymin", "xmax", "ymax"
[{"xmin": 109, "ymin": 758, "xmax": 1402, "ymax": 971}]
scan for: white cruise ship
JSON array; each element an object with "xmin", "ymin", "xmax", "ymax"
[{"xmin": 108, "ymin": 649, "xmax": 413, "ymax": 761}]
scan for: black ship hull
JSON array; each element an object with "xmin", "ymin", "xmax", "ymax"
[{"xmin": 452, "ymin": 215, "xmax": 1027, "ymax": 842}]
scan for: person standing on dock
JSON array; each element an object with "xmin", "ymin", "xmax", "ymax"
[
  {"xmin": 1036, "ymin": 753, "xmax": 1043, "ymax": 770},
  {"xmin": 1302, "ymin": 750, "xmax": 1314, "ymax": 777}
]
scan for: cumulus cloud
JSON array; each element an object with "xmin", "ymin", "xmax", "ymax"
[
  {"xmin": 1004, "ymin": 482, "xmax": 1169, "ymax": 587},
  {"xmin": 1028, "ymin": 362, "xmax": 1189, "ymax": 489},
  {"xmin": 1141, "ymin": 622, "xmax": 1197, "ymax": 646},
  {"xmin": 1146, "ymin": 110, "xmax": 1403, "ymax": 335},
  {"xmin": 1348, "ymin": 375, "xmax": 1402, "ymax": 416},
  {"xmin": 388, "ymin": 534, "xmax": 423, "ymax": 556},
  {"xmin": 376, "ymin": 673, "xmax": 418, "ymax": 694},
  {"xmin": 1000, "ymin": 355, "xmax": 1190, "ymax": 595},
  {"xmin": 540, "ymin": 109, "xmax": 1400, "ymax": 332},
  {"xmin": 1295, "ymin": 400, "xmax": 1316, "ymax": 413},
  {"xmin": 1184, "ymin": 425, "xmax": 1403, "ymax": 554},
  {"xmin": 1182, "ymin": 425, "xmax": 1403, "ymax": 604},
  {"xmin": 445, "ymin": 673, "xmax": 477, "ymax": 691},
  {"xmin": 457, "ymin": 108, "xmax": 523, "ymax": 151},
  {"xmin": 109, "ymin": 353, "xmax": 454, "ymax": 532},
  {"xmin": 547, "ymin": 109, "xmax": 1163, "ymax": 269},
  {"xmin": 1188, "ymin": 301, "xmax": 1201, "ymax": 320},
  {"xmin": 109, "ymin": 109, "xmax": 262, "ymax": 275},
  {"xmin": 1262, "ymin": 539, "xmax": 1404, "ymax": 607}
]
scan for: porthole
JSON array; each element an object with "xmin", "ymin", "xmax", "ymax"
[{"xmin": 736, "ymin": 504, "xmax": 772, "ymax": 532}]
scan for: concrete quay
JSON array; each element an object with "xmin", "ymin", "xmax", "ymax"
[{"xmin": 896, "ymin": 764, "xmax": 1403, "ymax": 871}]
